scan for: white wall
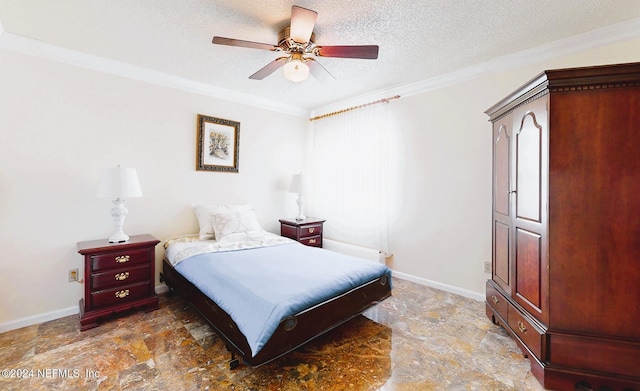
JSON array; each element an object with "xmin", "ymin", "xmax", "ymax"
[
  {"xmin": 385, "ymin": 37, "xmax": 640, "ymax": 298},
  {"xmin": 1, "ymin": 32, "xmax": 639, "ymax": 331},
  {"xmin": 0, "ymin": 50, "xmax": 307, "ymax": 329}
]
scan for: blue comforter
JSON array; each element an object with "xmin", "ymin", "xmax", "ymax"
[{"xmin": 174, "ymin": 241, "xmax": 391, "ymax": 357}]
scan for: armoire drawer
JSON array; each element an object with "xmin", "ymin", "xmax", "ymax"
[
  {"xmin": 508, "ymin": 308, "xmax": 543, "ymax": 359},
  {"xmin": 486, "ymin": 281, "xmax": 509, "ymax": 322}
]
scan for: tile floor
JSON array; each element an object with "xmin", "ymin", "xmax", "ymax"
[{"xmin": 0, "ymin": 278, "xmax": 547, "ymax": 390}]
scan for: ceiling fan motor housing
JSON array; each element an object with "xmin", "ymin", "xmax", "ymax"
[{"xmin": 278, "ymin": 26, "xmax": 316, "ymax": 53}]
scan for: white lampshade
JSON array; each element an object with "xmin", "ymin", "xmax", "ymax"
[
  {"xmin": 288, "ymin": 173, "xmax": 308, "ymax": 193},
  {"xmin": 283, "ymin": 59, "xmax": 309, "ymax": 83},
  {"xmin": 96, "ymin": 167, "xmax": 143, "ymax": 198}
]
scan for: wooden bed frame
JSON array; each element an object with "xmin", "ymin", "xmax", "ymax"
[{"xmin": 160, "ymin": 257, "xmax": 392, "ymax": 368}]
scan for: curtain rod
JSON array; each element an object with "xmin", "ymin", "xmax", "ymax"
[{"xmin": 309, "ymin": 95, "xmax": 401, "ymax": 122}]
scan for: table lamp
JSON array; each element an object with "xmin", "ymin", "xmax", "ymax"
[{"xmin": 96, "ymin": 165, "xmax": 143, "ymax": 243}]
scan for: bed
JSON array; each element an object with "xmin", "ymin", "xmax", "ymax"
[{"xmin": 160, "ymin": 205, "xmax": 392, "ymax": 368}]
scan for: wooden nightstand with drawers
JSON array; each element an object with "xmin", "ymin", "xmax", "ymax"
[
  {"xmin": 279, "ymin": 217, "xmax": 325, "ymax": 247},
  {"xmin": 77, "ymin": 234, "xmax": 160, "ymax": 331}
]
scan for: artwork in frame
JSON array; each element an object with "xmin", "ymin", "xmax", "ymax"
[{"xmin": 196, "ymin": 114, "xmax": 240, "ymax": 173}]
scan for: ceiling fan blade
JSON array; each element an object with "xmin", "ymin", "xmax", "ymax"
[
  {"xmin": 290, "ymin": 5, "xmax": 317, "ymax": 43},
  {"xmin": 212, "ymin": 36, "xmax": 278, "ymax": 51},
  {"xmin": 249, "ymin": 57, "xmax": 287, "ymax": 80},
  {"xmin": 307, "ymin": 59, "xmax": 335, "ymax": 83},
  {"xmin": 315, "ymin": 45, "xmax": 379, "ymax": 59}
]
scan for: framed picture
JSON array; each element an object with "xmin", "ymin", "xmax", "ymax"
[{"xmin": 196, "ymin": 114, "xmax": 240, "ymax": 172}]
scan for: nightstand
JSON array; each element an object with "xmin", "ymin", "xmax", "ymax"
[
  {"xmin": 279, "ymin": 217, "xmax": 325, "ymax": 247},
  {"xmin": 77, "ymin": 234, "xmax": 160, "ymax": 331}
]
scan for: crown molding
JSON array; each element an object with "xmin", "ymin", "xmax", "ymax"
[
  {"xmin": 0, "ymin": 32, "xmax": 310, "ymax": 118},
  {"xmin": 311, "ymin": 17, "xmax": 640, "ymax": 118},
  {"xmin": 1, "ymin": 16, "xmax": 638, "ymax": 121}
]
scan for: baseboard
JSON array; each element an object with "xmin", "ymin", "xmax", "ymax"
[
  {"xmin": 155, "ymin": 284, "xmax": 169, "ymax": 294},
  {"xmin": 0, "ymin": 284, "xmax": 170, "ymax": 334},
  {"xmin": 0, "ymin": 305, "xmax": 78, "ymax": 334},
  {"xmin": 323, "ymin": 238, "xmax": 382, "ymax": 263},
  {"xmin": 320, "ymin": 241, "xmax": 484, "ymax": 301},
  {"xmin": 391, "ymin": 270, "xmax": 485, "ymax": 302}
]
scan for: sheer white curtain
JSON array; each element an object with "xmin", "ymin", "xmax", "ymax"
[{"xmin": 309, "ymin": 102, "xmax": 397, "ymax": 255}]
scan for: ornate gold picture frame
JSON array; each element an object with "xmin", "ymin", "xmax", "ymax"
[{"xmin": 196, "ymin": 114, "xmax": 240, "ymax": 172}]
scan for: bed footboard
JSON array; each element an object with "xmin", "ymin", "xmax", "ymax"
[
  {"xmin": 161, "ymin": 257, "xmax": 391, "ymax": 368},
  {"xmin": 252, "ymin": 272, "xmax": 391, "ymax": 366}
]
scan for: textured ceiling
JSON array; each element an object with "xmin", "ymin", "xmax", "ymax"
[{"xmin": 1, "ymin": 0, "xmax": 640, "ymax": 111}]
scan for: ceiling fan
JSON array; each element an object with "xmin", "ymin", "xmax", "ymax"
[{"xmin": 212, "ymin": 5, "xmax": 379, "ymax": 83}]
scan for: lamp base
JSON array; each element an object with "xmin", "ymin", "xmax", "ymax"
[
  {"xmin": 108, "ymin": 198, "xmax": 130, "ymax": 243},
  {"xmin": 108, "ymin": 231, "xmax": 130, "ymax": 243},
  {"xmin": 295, "ymin": 193, "xmax": 306, "ymax": 221}
]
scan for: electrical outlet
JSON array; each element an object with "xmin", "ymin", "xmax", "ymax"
[
  {"xmin": 484, "ymin": 261, "xmax": 492, "ymax": 274},
  {"xmin": 68, "ymin": 268, "xmax": 79, "ymax": 282}
]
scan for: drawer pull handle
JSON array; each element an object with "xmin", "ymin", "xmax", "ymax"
[
  {"xmin": 115, "ymin": 289, "xmax": 130, "ymax": 299},
  {"xmin": 491, "ymin": 295, "xmax": 499, "ymax": 305},
  {"xmin": 115, "ymin": 272, "xmax": 130, "ymax": 281},
  {"xmin": 517, "ymin": 321, "xmax": 527, "ymax": 334},
  {"xmin": 308, "ymin": 227, "xmax": 315, "ymax": 234},
  {"xmin": 309, "ymin": 239, "xmax": 317, "ymax": 244},
  {"xmin": 115, "ymin": 255, "xmax": 130, "ymax": 264}
]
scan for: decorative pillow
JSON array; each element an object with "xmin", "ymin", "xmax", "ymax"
[
  {"xmin": 210, "ymin": 209, "xmax": 263, "ymax": 241},
  {"xmin": 192, "ymin": 204, "xmax": 253, "ymax": 240}
]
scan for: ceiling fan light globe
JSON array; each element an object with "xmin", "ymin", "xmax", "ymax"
[{"xmin": 283, "ymin": 60, "xmax": 310, "ymax": 82}]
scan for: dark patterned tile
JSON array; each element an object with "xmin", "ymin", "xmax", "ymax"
[{"xmin": 0, "ymin": 278, "xmax": 547, "ymax": 390}]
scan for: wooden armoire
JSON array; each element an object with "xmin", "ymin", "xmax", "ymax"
[{"xmin": 485, "ymin": 62, "xmax": 640, "ymax": 391}]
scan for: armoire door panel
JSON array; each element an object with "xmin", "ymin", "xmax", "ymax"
[
  {"xmin": 494, "ymin": 123, "xmax": 510, "ymax": 217},
  {"xmin": 515, "ymin": 228, "xmax": 542, "ymax": 314},
  {"xmin": 493, "ymin": 221, "xmax": 510, "ymax": 291},
  {"xmin": 515, "ymin": 111, "xmax": 542, "ymax": 223}
]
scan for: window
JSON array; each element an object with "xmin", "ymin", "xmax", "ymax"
[{"xmin": 309, "ymin": 102, "xmax": 398, "ymax": 254}]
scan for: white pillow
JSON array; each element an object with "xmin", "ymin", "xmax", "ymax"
[
  {"xmin": 192, "ymin": 204, "xmax": 254, "ymax": 240},
  {"xmin": 210, "ymin": 209, "xmax": 263, "ymax": 241}
]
